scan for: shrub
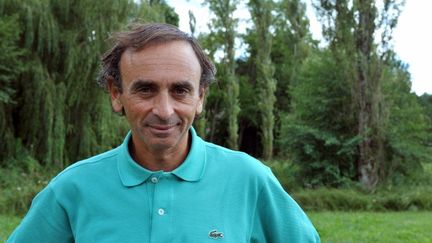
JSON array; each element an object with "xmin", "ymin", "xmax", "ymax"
[
  {"xmin": 291, "ymin": 186, "xmax": 432, "ymax": 211},
  {"xmin": 265, "ymin": 159, "xmax": 298, "ymax": 190},
  {"xmin": 0, "ymin": 156, "xmax": 59, "ymax": 215}
]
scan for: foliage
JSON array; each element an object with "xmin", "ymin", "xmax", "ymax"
[
  {"xmin": 313, "ymin": 0, "xmax": 405, "ymax": 191},
  {"xmin": 381, "ymin": 58, "xmax": 432, "ymax": 183},
  {"xmin": 0, "ymin": 15, "xmax": 25, "ymax": 104},
  {"xmin": 279, "ymin": 50, "xmax": 360, "ymax": 187},
  {"xmin": 248, "ymin": 0, "xmax": 277, "ymax": 159},
  {"xmin": 418, "ymin": 93, "xmax": 432, "ymax": 152},
  {"xmin": 204, "ymin": 0, "xmax": 240, "ymax": 149},
  {"xmin": 0, "ymin": 14, "xmax": 27, "ymax": 161},
  {"xmin": 0, "ymin": 0, "xmax": 430, "ymax": 195},
  {"xmin": 265, "ymin": 159, "xmax": 300, "ymax": 191},
  {"xmin": 0, "ymin": 148, "xmax": 60, "ymax": 215},
  {"xmin": 292, "ymin": 185, "xmax": 432, "ymax": 211},
  {"xmin": 271, "ymin": 0, "xmax": 313, "ymax": 156},
  {"xmin": 0, "ymin": 0, "xmax": 177, "ymax": 168}
]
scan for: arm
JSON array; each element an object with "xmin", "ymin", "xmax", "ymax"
[
  {"xmin": 7, "ymin": 186, "xmax": 74, "ymax": 243},
  {"xmin": 250, "ymin": 169, "xmax": 320, "ymax": 243}
]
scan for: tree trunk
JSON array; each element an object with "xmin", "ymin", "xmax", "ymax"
[{"xmin": 356, "ymin": 0, "xmax": 379, "ymax": 191}]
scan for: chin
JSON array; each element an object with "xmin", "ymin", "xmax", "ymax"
[{"xmin": 148, "ymin": 141, "xmax": 176, "ymax": 151}]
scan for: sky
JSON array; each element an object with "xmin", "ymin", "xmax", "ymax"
[{"xmin": 166, "ymin": 0, "xmax": 431, "ymax": 95}]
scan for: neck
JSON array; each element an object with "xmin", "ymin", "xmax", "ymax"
[{"xmin": 128, "ymin": 134, "xmax": 190, "ymax": 172}]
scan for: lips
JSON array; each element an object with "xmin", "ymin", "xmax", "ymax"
[
  {"xmin": 148, "ymin": 124, "xmax": 176, "ymax": 130},
  {"xmin": 146, "ymin": 123, "xmax": 179, "ymax": 137}
]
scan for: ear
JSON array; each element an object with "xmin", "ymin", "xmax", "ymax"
[
  {"xmin": 108, "ymin": 78, "xmax": 123, "ymax": 113},
  {"xmin": 196, "ymin": 87, "xmax": 207, "ymax": 115}
]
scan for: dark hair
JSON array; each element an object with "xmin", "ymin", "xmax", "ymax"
[{"xmin": 97, "ymin": 23, "xmax": 216, "ymax": 92}]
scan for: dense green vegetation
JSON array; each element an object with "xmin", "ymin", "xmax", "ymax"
[{"xmin": 1, "ymin": 0, "xmax": 431, "ymax": 216}]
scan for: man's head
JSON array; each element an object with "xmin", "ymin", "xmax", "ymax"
[
  {"xmin": 97, "ymin": 23, "xmax": 215, "ymax": 159},
  {"xmin": 97, "ymin": 23, "xmax": 216, "ymax": 93}
]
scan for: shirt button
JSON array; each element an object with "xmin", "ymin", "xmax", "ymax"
[
  {"xmin": 158, "ymin": 208, "xmax": 165, "ymax": 216},
  {"xmin": 150, "ymin": 177, "xmax": 158, "ymax": 184}
]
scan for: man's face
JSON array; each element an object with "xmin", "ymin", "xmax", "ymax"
[{"xmin": 109, "ymin": 41, "xmax": 204, "ymax": 154}]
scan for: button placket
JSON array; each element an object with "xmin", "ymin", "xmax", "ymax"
[{"xmin": 149, "ymin": 173, "xmax": 173, "ymax": 243}]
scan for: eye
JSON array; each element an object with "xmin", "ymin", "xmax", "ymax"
[
  {"xmin": 173, "ymin": 87, "xmax": 189, "ymax": 95},
  {"xmin": 172, "ymin": 84, "xmax": 192, "ymax": 97},
  {"xmin": 138, "ymin": 86, "xmax": 153, "ymax": 94},
  {"xmin": 133, "ymin": 85, "xmax": 156, "ymax": 96}
]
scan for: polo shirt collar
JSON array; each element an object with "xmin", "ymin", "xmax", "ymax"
[{"xmin": 117, "ymin": 127, "xmax": 206, "ymax": 187}]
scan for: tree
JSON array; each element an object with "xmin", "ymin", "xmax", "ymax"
[
  {"xmin": 381, "ymin": 58, "xmax": 432, "ymax": 183},
  {"xmin": 248, "ymin": 0, "xmax": 276, "ymax": 159},
  {"xmin": 280, "ymin": 49, "xmax": 359, "ymax": 187},
  {"xmin": 205, "ymin": 0, "xmax": 240, "ymax": 149},
  {"xmin": 271, "ymin": 0, "xmax": 312, "ymax": 155},
  {"xmin": 0, "ymin": 15, "xmax": 26, "ymax": 161},
  {"xmin": 314, "ymin": 0, "xmax": 405, "ymax": 190}
]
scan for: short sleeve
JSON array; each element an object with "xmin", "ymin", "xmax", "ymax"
[
  {"xmin": 7, "ymin": 185, "xmax": 74, "ymax": 243},
  {"xmin": 250, "ymin": 169, "xmax": 320, "ymax": 243}
]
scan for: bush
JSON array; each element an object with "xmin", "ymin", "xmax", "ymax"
[
  {"xmin": 292, "ymin": 188, "xmax": 370, "ymax": 211},
  {"xmin": 0, "ymin": 156, "xmax": 59, "ymax": 215},
  {"xmin": 265, "ymin": 159, "xmax": 301, "ymax": 191},
  {"xmin": 291, "ymin": 187, "xmax": 432, "ymax": 211}
]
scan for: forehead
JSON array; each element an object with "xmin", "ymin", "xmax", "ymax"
[{"xmin": 119, "ymin": 41, "xmax": 202, "ymax": 85}]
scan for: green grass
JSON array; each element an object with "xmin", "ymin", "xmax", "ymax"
[
  {"xmin": 0, "ymin": 215, "xmax": 21, "ymax": 242},
  {"xmin": 2, "ymin": 212, "xmax": 432, "ymax": 242},
  {"xmin": 308, "ymin": 211, "xmax": 432, "ymax": 243}
]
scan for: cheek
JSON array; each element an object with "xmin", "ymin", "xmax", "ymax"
[
  {"xmin": 124, "ymin": 102, "xmax": 150, "ymax": 120},
  {"xmin": 172, "ymin": 104, "xmax": 198, "ymax": 120}
]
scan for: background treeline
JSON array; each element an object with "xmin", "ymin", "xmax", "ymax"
[{"xmin": 1, "ymin": 0, "xmax": 431, "ymax": 212}]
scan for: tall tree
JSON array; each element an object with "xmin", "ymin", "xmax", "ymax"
[
  {"xmin": 272, "ymin": 0, "xmax": 312, "ymax": 155},
  {"xmin": 248, "ymin": 0, "xmax": 276, "ymax": 159},
  {"xmin": 0, "ymin": 15, "xmax": 26, "ymax": 161},
  {"xmin": 188, "ymin": 9, "xmax": 207, "ymax": 137},
  {"xmin": 205, "ymin": 0, "xmax": 240, "ymax": 149},
  {"xmin": 314, "ymin": 0, "xmax": 404, "ymax": 190}
]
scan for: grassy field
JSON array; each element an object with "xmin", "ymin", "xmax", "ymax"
[
  {"xmin": 0, "ymin": 215, "xmax": 21, "ymax": 242},
  {"xmin": 2, "ymin": 212, "xmax": 432, "ymax": 242},
  {"xmin": 308, "ymin": 211, "xmax": 432, "ymax": 242}
]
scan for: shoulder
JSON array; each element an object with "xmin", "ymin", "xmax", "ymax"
[
  {"xmin": 50, "ymin": 146, "xmax": 121, "ymax": 186},
  {"xmin": 205, "ymin": 141, "xmax": 266, "ymax": 166},
  {"xmin": 203, "ymin": 141, "xmax": 273, "ymax": 180}
]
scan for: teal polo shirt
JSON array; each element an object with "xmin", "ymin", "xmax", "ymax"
[{"xmin": 8, "ymin": 128, "xmax": 320, "ymax": 242}]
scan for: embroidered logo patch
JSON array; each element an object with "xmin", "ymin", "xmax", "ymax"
[{"xmin": 208, "ymin": 229, "xmax": 224, "ymax": 239}]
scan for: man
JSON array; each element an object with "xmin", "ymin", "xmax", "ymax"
[{"xmin": 8, "ymin": 23, "xmax": 320, "ymax": 242}]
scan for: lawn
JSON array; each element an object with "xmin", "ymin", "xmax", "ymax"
[
  {"xmin": 0, "ymin": 215, "xmax": 21, "ymax": 242},
  {"xmin": 308, "ymin": 211, "xmax": 432, "ymax": 243},
  {"xmin": 2, "ymin": 212, "xmax": 432, "ymax": 242}
]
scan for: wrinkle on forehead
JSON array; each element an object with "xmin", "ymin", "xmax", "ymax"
[{"xmin": 121, "ymin": 41, "xmax": 201, "ymax": 76}]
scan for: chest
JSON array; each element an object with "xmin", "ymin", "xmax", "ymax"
[{"xmin": 68, "ymin": 176, "xmax": 256, "ymax": 243}]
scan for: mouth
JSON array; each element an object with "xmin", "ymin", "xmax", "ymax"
[
  {"xmin": 149, "ymin": 124, "xmax": 176, "ymax": 130},
  {"xmin": 146, "ymin": 124, "xmax": 178, "ymax": 136}
]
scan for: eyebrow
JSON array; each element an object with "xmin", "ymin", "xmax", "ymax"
[
  {"xmin": 172, "ymin": 81, "xmax": 194, "ymax": 91},
  {"xmin": 129, "ymin": 80, "xmax": 157, "ymax": 93},
  {"xmin": 129, "ymin": 80, "xmax": 195, "ymax": 93}
]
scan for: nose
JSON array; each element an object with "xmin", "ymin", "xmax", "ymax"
[{"xmin": 152, "ymin": 92, "xmax": 174, "ymax": 120}]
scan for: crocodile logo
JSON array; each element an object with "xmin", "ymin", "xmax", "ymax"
[{"xmin": 208, "ymin": 229, "xmax": 224, "ymax": 239}]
